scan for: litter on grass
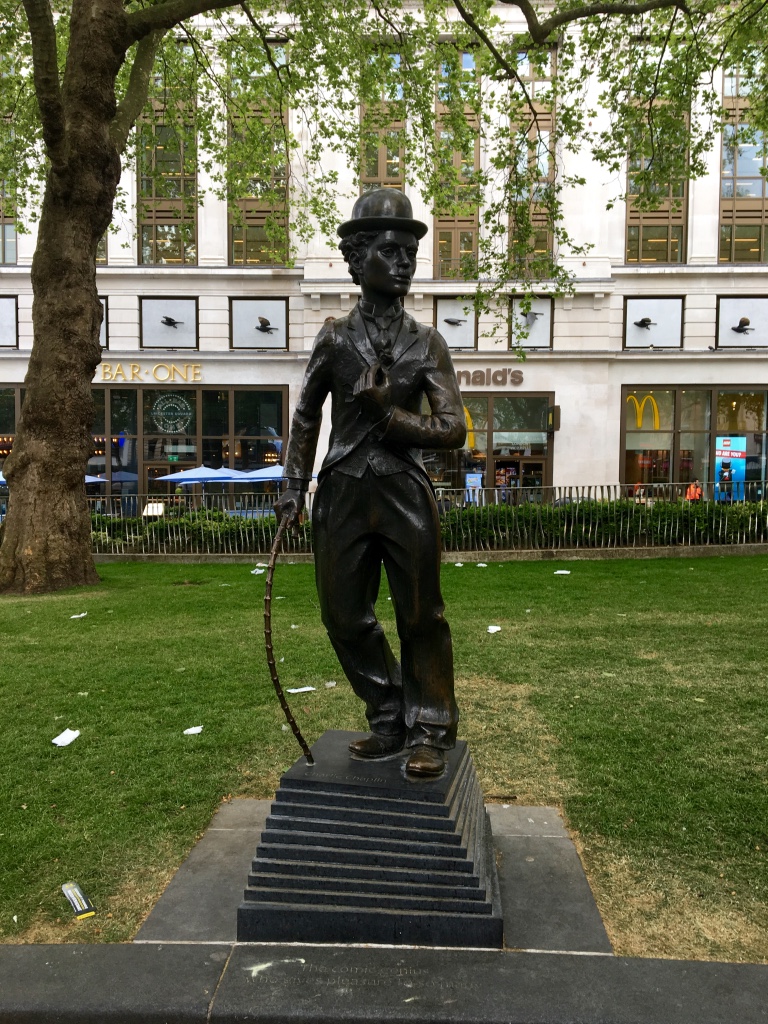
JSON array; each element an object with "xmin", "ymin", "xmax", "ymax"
[
  {"xmin": 69, "ymin": 612, "xmax": 87, "ymax": 619},
  {"xmin": 256, "ymin": 562, "xmax": 268, "ymax": 568},
  {"xmin": 287, "ymin": 686, "xmax": 315, "ymax": 694},
  {"xmin": 454, "ymin": 563, "xmax": 463, "ymax": 567},
  {"xmin": 476, "ymin": 562, "xmax": 488, "ymax": 567},
  {"xmin": 77, "ymin": 692, "xmax": 88, "ymax": 697},
  {"xmin": 61, "ymin": 882, "xmax": 95, "ymax": 920},
  {"xmin": 290, "ymin": 624, "xmax": 299, "ymax": 629},
  {"xmin": 250, "ymin": 568, "xmax": 265, "ymax": 576},
  {"xmin": 487, "ymin": 625, "xmax": 501, "ymax": 634},
  {"xmin": 554, "ymin": 570, "xmax": 571, "ymax": 575},
  {"xmin": 325, "ymin": 681, "xmax": 337, "ymax": 688},
  {"xmin": 183, "ymin": 726, "xmax": 203, "ymax": 735},
  {"xmin": 52, "ymin": 729, "xmax": 80, "ymax": 747}
]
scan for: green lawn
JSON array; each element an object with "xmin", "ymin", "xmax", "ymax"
[{"xmin": 1, "ymin": 555, "xmax": 767, "ymax": 961}]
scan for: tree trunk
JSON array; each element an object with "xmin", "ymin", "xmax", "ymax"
[{"xmin": 0, "ymin": 4, "xmax": 125, "ymax": 594}]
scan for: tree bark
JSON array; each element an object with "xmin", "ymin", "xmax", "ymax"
[{"xmin": 0, "ymin": 0, "xmax": 126, "ymax": 593}]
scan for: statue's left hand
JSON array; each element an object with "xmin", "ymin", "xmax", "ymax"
[{"xmin": 353, "ymin": 362, "xmax": 392, "ymax": 418}]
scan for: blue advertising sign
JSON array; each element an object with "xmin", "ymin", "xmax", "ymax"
[
  {"xmin": 715, "ymin": 436, "xmax": 747, "ymax": 501},
  {"xmin": 465, "ymin": 472, "xmax": 483, "ymax": 505}
]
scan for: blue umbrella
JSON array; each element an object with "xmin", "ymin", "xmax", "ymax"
[
  {"xmin": 155, "ymin": 465, "xmax": 249, "ymax": 484},
  {"xmin": 240, "ymin": 466, "xmax": 317, "ymax": 482},
  {"xmin": 1, "ymin": 472, "xmax": 103, "ymax": 485}
]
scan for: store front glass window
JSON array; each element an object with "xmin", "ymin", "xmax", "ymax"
[
  {"xmin": 624, "ymin": 389, "xmax": 675, "ymax": 486},
  {"xmin": 680, "ymin": 389, "xmax": 711, "ymax": 431},
  {"xmin": 0, "ymin": 388, "xmax": 13, "ymax": 477},
  {"xmin": 716, "ymin": 391, "xmax": 766, "ymax": 432},
  {"xmin": 678, "ymin": 432, "xmax": 710, "ymax": 483},
  {"xmin": 233, "ymin": 390, "xmax": 283, "ymax": 471}
]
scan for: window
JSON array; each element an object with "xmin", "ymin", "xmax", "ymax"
[
  {"xmin": 0, "ymin": 296, "xmax": 17, "ymax": 348},
  {"xmin": 0, "ymin": 387, "xmax": 14, "ymax": 476},
  {"xmin": 509, "ymin": 51, "xmax": 555, "ymax": 265},
  {"xmin": 623, "ymin": 387, "xmax": 711, "ymax": 487},
  {"xmin": 434, "ymin": 120, "xmax": 480, "ymax": 279},
  {"xmin": 140, "ymin": 298, "xmax": 197, "ymax": 349},
  {"xmin": 720, "ymin": 69, "xmax": 767, "ymax": 263},
  {"xmin": 96, "ymin": 235, "xmax": 107, "ymax": 265},
  {"xmin": 230, "ymin": 298, "xmax": 288, "ymax": 349},
  {"xmin": 434, "ymin": 52, "xmax": 480, "ymax": 280},
  {"xmin": 422, "ymin": 392, "xmax": 551, "ymax": 492},
  {"xmin": 361, "ymin": 121, "xmax": 405, "ymax": 193},
  {"xmin": 139, "ymin": 122, "xmax": 197, "ymax": 265},
  {"xmin": 229, "ymin": 113, "xmax": 289, "ymax": 267},
  {"xmin": 0, "ymin": 181, "xmax": 16, "ymax": 265},
  {"xmin": 626, "ymin": 154, "xmax": 686, "ymax": 264}
]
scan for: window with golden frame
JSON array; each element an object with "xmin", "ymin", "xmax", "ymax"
[
  {"xmin": 229, "ymin": 111, "xmax": 289, "ymax": 267},
  {"xmin": 434, "ymin": 51, "xmax": 480, "ymax": 280},
  {"xmin": 509, "ymin": 50, "xmax": 555, "ymax": 264},
  {"xmin": 625, "ymin": 151, "xmax": 686, "ymax": 264},
  {"xmin": 0, "ymin": 181, "xmax": 16, "ymax": 265},
  {"xmin": 720, "ymin": 67, "xmax": 768, "ymax": 263},
  {"xmin": 138, "ymin": 120, "xmax": 197, "ymax": 266}
]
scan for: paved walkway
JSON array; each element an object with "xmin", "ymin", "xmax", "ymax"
[{"xmin": 1, "ymin": 800, "xmax": 766, "ymax": 1023}]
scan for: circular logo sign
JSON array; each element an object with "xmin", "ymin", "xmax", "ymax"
[{"xmin": 151, "ymin": 393, "xmax": 193, "ymax": 434}]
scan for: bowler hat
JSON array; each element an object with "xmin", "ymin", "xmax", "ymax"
[{"xmin": 337, "ymin": 188, "xmax": 428, "ymax": 239}]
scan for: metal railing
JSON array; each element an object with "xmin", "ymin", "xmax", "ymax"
[{"xmin": 76, "ymin": 483, "xmax": 768, "ymax": 556}]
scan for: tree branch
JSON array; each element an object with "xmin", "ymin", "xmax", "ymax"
[
  {"xmin": 506, "ymin": 0, "xmax": 688, "ymax": 45},
  {"xmin": 240, "ymin": 2, "xmax": 287, "ymax": 83},
  {"xmin": 111, "ymin": 28, "xmax": 165, "ymax": 151},
  {"xmin": 21, "ymin": 0, "xmax": 66, "ymax": 163},
  {"xmin": 126, "ymin": 0, "xmax": 241, "ymax": 42},
  {"xmin": 452, "ymin": 0, "xmax": 538, "ymax": 124}
]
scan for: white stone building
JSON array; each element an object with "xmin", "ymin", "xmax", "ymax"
[{"xmin": 0, "ymin": 53, "xmax": 766, "ymax": 503}]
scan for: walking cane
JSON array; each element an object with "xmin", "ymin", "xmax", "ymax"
[{"xmin": 264, "ymin": 510, "xmax": 314, "ymax": 765}]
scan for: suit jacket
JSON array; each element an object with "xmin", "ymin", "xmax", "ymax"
[{"xmin": 283, "ymin": 303, "xmax": 466, "ymax": 485}]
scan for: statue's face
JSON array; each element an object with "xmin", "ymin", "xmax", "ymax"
[{"xmin": 358, "ymin": 229, "xmax": 418, "ymax": 299}]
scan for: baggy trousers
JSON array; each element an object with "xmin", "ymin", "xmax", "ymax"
[{"xmin": 312, "ymin": 467, "xmax": 459, "ymax": 750}]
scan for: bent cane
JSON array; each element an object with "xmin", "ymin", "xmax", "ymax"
[{"xmin": 264, "ymin": 510, "xmax": 314, "ymax": 765}]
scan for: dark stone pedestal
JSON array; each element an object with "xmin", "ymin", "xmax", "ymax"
[{"xmin": 237, "ymin": 730, "xmax": 503, "ymax": 948}]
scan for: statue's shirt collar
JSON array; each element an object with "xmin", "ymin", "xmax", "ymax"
[{"xmin": 358, "ymin": 300, "xmax": 403, "ymax": 332}]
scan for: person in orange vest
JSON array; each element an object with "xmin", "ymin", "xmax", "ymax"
[{"xmin": 685, "ymin": 479, "xmax": 702, "ymax": 502}]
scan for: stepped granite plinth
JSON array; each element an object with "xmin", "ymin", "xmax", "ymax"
[{"xmin": 237, "ymin": 730, "xmax": 503, "ymax": 947}]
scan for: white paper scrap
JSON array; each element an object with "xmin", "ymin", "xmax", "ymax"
[
  {"xmin": 487, "ymin": 625, "xmax": 501, "ymax": 634},
  {"xmin": 554, "ymin": 570, "xmax": 571, "ymax": 575},
  {"xmin": 476, "ymin": 563, "xmax": 488, "ymax": 567},
  {"xmin": 290, "ymin": 624, "xmax": 299, "ymax": 629},
  {"xmin": 69, "ymin": 612, "xmax": 87, "ymax": 619},
  {"xmin": 256, "ymin": 562, "xmax": 268, "ymax": 568},
  {"xmin": 325, "ymin": 681, "xmax": 337, "ymax": 688},
  {"xmin": 250, "ymin": 568, "xmax": 265, "ymax": 576},
  {"xmin": 52, "ymin": 729, "xmax": 80, "ymax": 747},
  {"xmin": 454, "ymin": 563, "xmax": 463, "ymax": 567},
  {"xmin": 287, "ymin": 686, "xmax": 315, "ymax": 694},
  {"xmin": 183, "ymin": 726, "xmax": 203, "ymax": 735}
]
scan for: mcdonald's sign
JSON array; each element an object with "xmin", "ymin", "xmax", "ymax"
[{"xmin": 626, "ymin": 394, "xmax": 660, "ymax": 430}]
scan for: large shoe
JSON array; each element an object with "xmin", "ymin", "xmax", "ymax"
[
  {"xmin": 348, "ymin": 733, "xmax": 406, "ymax": 759},
  {"xmin": 405, "ymin": 746, "xmax": 445, "ymax": 777}
]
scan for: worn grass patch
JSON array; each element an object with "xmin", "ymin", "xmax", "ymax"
[{"xmin": 1, "ymin": 555, "xmax": 767, "ymax": 960}]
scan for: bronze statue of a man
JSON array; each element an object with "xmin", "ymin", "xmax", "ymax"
[{"xmin": 276, "ymin": 189, "xmax": 466, "ymax": 777}]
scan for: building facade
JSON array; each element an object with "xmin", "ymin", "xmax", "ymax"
[{"xmin": 1, "ymin": 57, "xmax": 767, "ymax": 503}]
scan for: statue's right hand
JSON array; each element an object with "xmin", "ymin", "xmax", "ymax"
[{"xmin": 274, "ymin": 488, "xmax": 305, "ymax": 527}]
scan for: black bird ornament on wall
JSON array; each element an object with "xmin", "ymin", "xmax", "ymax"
[
  {"xmin": 633, "ymin": 317, "xmax": 656, "ymax": 330},
  {"xmin": 732, "ymin": 317, "xmax": 754, "ymax": 335},
  {"xmin": 443, "ymin": 318, "xmax": 466, "ymax": 327},
  {"xmin": 161, "ymin": 315, "xmax": 183, "ymax": 328},
  {"xmin": 256, "ymin": 317, "xmax": 279, "ymax": 334}
]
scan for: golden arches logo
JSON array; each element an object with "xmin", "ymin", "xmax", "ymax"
[
  {"xmin": 626, "ymin": 394, "xmax": 660, "ymax": 430},
  {"xmin": 463, "ymin": 405, "xmax": 476, "ymax": 449}
]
